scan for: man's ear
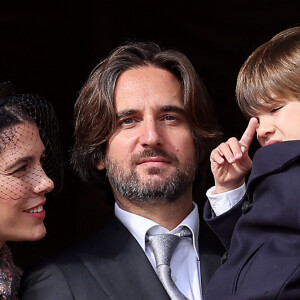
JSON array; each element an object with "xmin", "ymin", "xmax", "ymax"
[{"xmin": 96, "ymin": 160, "xmax": 106, "ymax": 170}]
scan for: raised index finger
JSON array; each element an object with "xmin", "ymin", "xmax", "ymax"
[{"xmin": 239, "ymin": 117, "xmax": 258, "ymax": 149}]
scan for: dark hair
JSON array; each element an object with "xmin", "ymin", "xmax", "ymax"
[
  {"xmin": 72, "ymin": 42, "xmax": 220, "ymax": 195},
  {"xmin": 0, "ymin": 82, "xmax": 63, "ymax": 194},
  {"xmin": 236, "ymin": 26, "xmax": 300, "ymax": 118},
  {"xmin": 0, "ymin": 86, "xmax": 35, "ymax": 139}
]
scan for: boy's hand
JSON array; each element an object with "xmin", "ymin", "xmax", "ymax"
[{"xmin": 210, "ymin": 117, "xmax": 258, "ymax": 194}]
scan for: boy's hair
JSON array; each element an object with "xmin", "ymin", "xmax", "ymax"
[{"xmin": 236, "ymin": 26, "xmax": 300, "ymax": 118}]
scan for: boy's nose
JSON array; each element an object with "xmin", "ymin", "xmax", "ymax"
[{"xmin": 256, "ymin": 116, "xmax": 275, "ymax": 144}]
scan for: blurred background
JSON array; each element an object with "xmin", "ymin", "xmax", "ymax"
[{"xmin": 1, "ymin": 0, "xmax": 299, "ymax": 267}]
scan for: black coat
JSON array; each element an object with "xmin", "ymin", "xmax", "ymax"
[
  {"xmin": 204, "ymin": 141, "xmax": 300, "ymax": 300},
  {"xmin": 20, "ymin": 214, "xmax": 223, "ymax": 299}
]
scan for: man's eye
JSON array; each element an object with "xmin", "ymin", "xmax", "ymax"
[
  {"xmin": 122, "ymin": 118, "xmax": 134, "ymax": 125},
  {"xmin": 118, "ymin": 117, "xmax": 137, "ymax": 127},
  {"xmin": 165, "ymin": 115, "xmax": 176, "ymax": 121},
  {"xmin": 164, "ymin": 115, "xmax": 180, "ymax": 122}
]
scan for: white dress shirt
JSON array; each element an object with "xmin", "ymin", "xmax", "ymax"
[
  {"xmin": 115, "ymin": 202, "xmax": 202, "ymax": 300},
  {"xmin": 206, "ymin": 184, "xmax": 246, "ymax": 216}
]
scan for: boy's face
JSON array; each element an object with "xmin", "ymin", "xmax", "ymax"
[{"xmin": 256, "ymin": 100, "xmax": 300, "ymax": 146}]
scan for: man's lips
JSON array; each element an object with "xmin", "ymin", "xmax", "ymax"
[{"xmin": 136, "ymin": 157, "xmax": 171, "ymax": 165}]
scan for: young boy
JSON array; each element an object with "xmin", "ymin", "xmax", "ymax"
[{"xmin": 204, "ymin": 26, "xmax": 300, "ymax": 299}]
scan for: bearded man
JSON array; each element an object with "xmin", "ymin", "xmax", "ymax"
[{"xmin": 20, "ymin": 42, "xmax": 224, "ymax": 300}]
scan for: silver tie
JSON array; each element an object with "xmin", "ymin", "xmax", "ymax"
[{"xmin": 148, "ymin": 233, "xmax": 189, "ymax": 300}]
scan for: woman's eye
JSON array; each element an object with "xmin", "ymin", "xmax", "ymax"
[
  {"xmin": 14, "ymin": 165, "xmax": 28, "ymax": 174},
  {"xmin": 41, "ymin": 152, "xmax": 46, "ymax": 162}
]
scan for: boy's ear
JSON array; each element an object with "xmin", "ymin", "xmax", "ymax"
[{"xmin": 96, "ymin": 160, "xmax": 106, "ymax": 170}]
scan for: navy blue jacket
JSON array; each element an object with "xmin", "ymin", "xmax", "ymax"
[{"xmin": 204, "ymin": 141, "xmax": 300, "ymax": 300}]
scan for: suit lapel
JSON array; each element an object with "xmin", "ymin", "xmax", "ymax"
[
  {"xmin": 74, "ymin": 214, "xmax": 223, "ymax": 299},
  {"xmin": 77, "ymin": 217, "xmax": 170, "ymax": 300},
  {"xmin": 249, "ymin": 141, "xmax": 300, "ymax": 184},
  {"xmin": 199, "ymin": 220, "xmax": 224, "ymax": 295}
]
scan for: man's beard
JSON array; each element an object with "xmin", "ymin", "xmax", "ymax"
[{"xmin": 105, "ymin": 148, "xmax": 196, "ymax": 204}]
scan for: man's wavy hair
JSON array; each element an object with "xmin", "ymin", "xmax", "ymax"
[{"xmin": 72, "ymin": 42, "xmax": 220, "ymax": 198}]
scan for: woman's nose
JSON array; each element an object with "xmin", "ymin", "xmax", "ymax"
[{"xmin": 32, "ymin": 165, "xmax": 54, "ymax": 194}]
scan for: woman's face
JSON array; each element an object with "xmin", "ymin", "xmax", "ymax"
[{"xmin": 0, "ymin": 122, "xmax": 54, "ymax": 246}]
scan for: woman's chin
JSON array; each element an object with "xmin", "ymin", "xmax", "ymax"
[{"xmin": 27, "ymin": 225, "xmax": 47, "ymax": 241}]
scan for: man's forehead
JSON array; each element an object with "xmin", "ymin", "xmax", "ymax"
[
  {"xmin": 116, "ymin": 66, "xmax": 180, "ymax": 83},
  {"xmin": 113, "ymin": 67, "xmax": 184, "ymax": 113}
]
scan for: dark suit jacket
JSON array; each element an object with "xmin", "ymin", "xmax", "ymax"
[
  {"xmin": 204, "ymin": 141, "xmax": 300, "ymax": 300},
  {"xmin": 20, "ymin": 214, "xmax": 223, "ymax": 300}
]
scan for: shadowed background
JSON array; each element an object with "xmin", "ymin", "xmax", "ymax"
[{"xmin": 1, "ymin": 0, "xmax": 299, "ymax": 267}]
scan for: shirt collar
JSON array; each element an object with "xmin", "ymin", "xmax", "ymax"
[{"xmin": 114, "ymin": 202, "xmax": 200, "ymax": 259}]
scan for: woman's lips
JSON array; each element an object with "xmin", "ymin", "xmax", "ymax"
[{"xmin": 23, "ymin": 202, "xmax": 46, "ymax": 220}]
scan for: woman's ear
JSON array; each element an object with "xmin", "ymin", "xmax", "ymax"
[{"xmin": 96, "ymin": 160, "xmax": 106, "ymax": 170}]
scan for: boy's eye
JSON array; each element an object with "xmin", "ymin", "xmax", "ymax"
[{"xmin": 271, "ymin": 105, "xmax": 283, "ymax": 113}]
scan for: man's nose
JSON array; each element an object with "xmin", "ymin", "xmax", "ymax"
[{"xmin": 139, "ymin": 119, "xmax": 163, "ymax": 147}]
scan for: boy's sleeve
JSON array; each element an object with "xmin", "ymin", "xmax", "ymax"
[
  {"xmin": 203, "ymin": 188, "xmax": 246, "ymax": 249},
  {"xmin": 206, "ymin": 183, "xmax": 246, "ymax": 216}
]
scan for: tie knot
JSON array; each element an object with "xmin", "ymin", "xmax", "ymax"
[{"xmin": 148, "ymin": 233, "xmax": 180, "ymax": 266}]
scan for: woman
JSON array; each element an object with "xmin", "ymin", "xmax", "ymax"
[{"xmin": 0, "ymin": 82, "xmax": 62, "ymax": 299}]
